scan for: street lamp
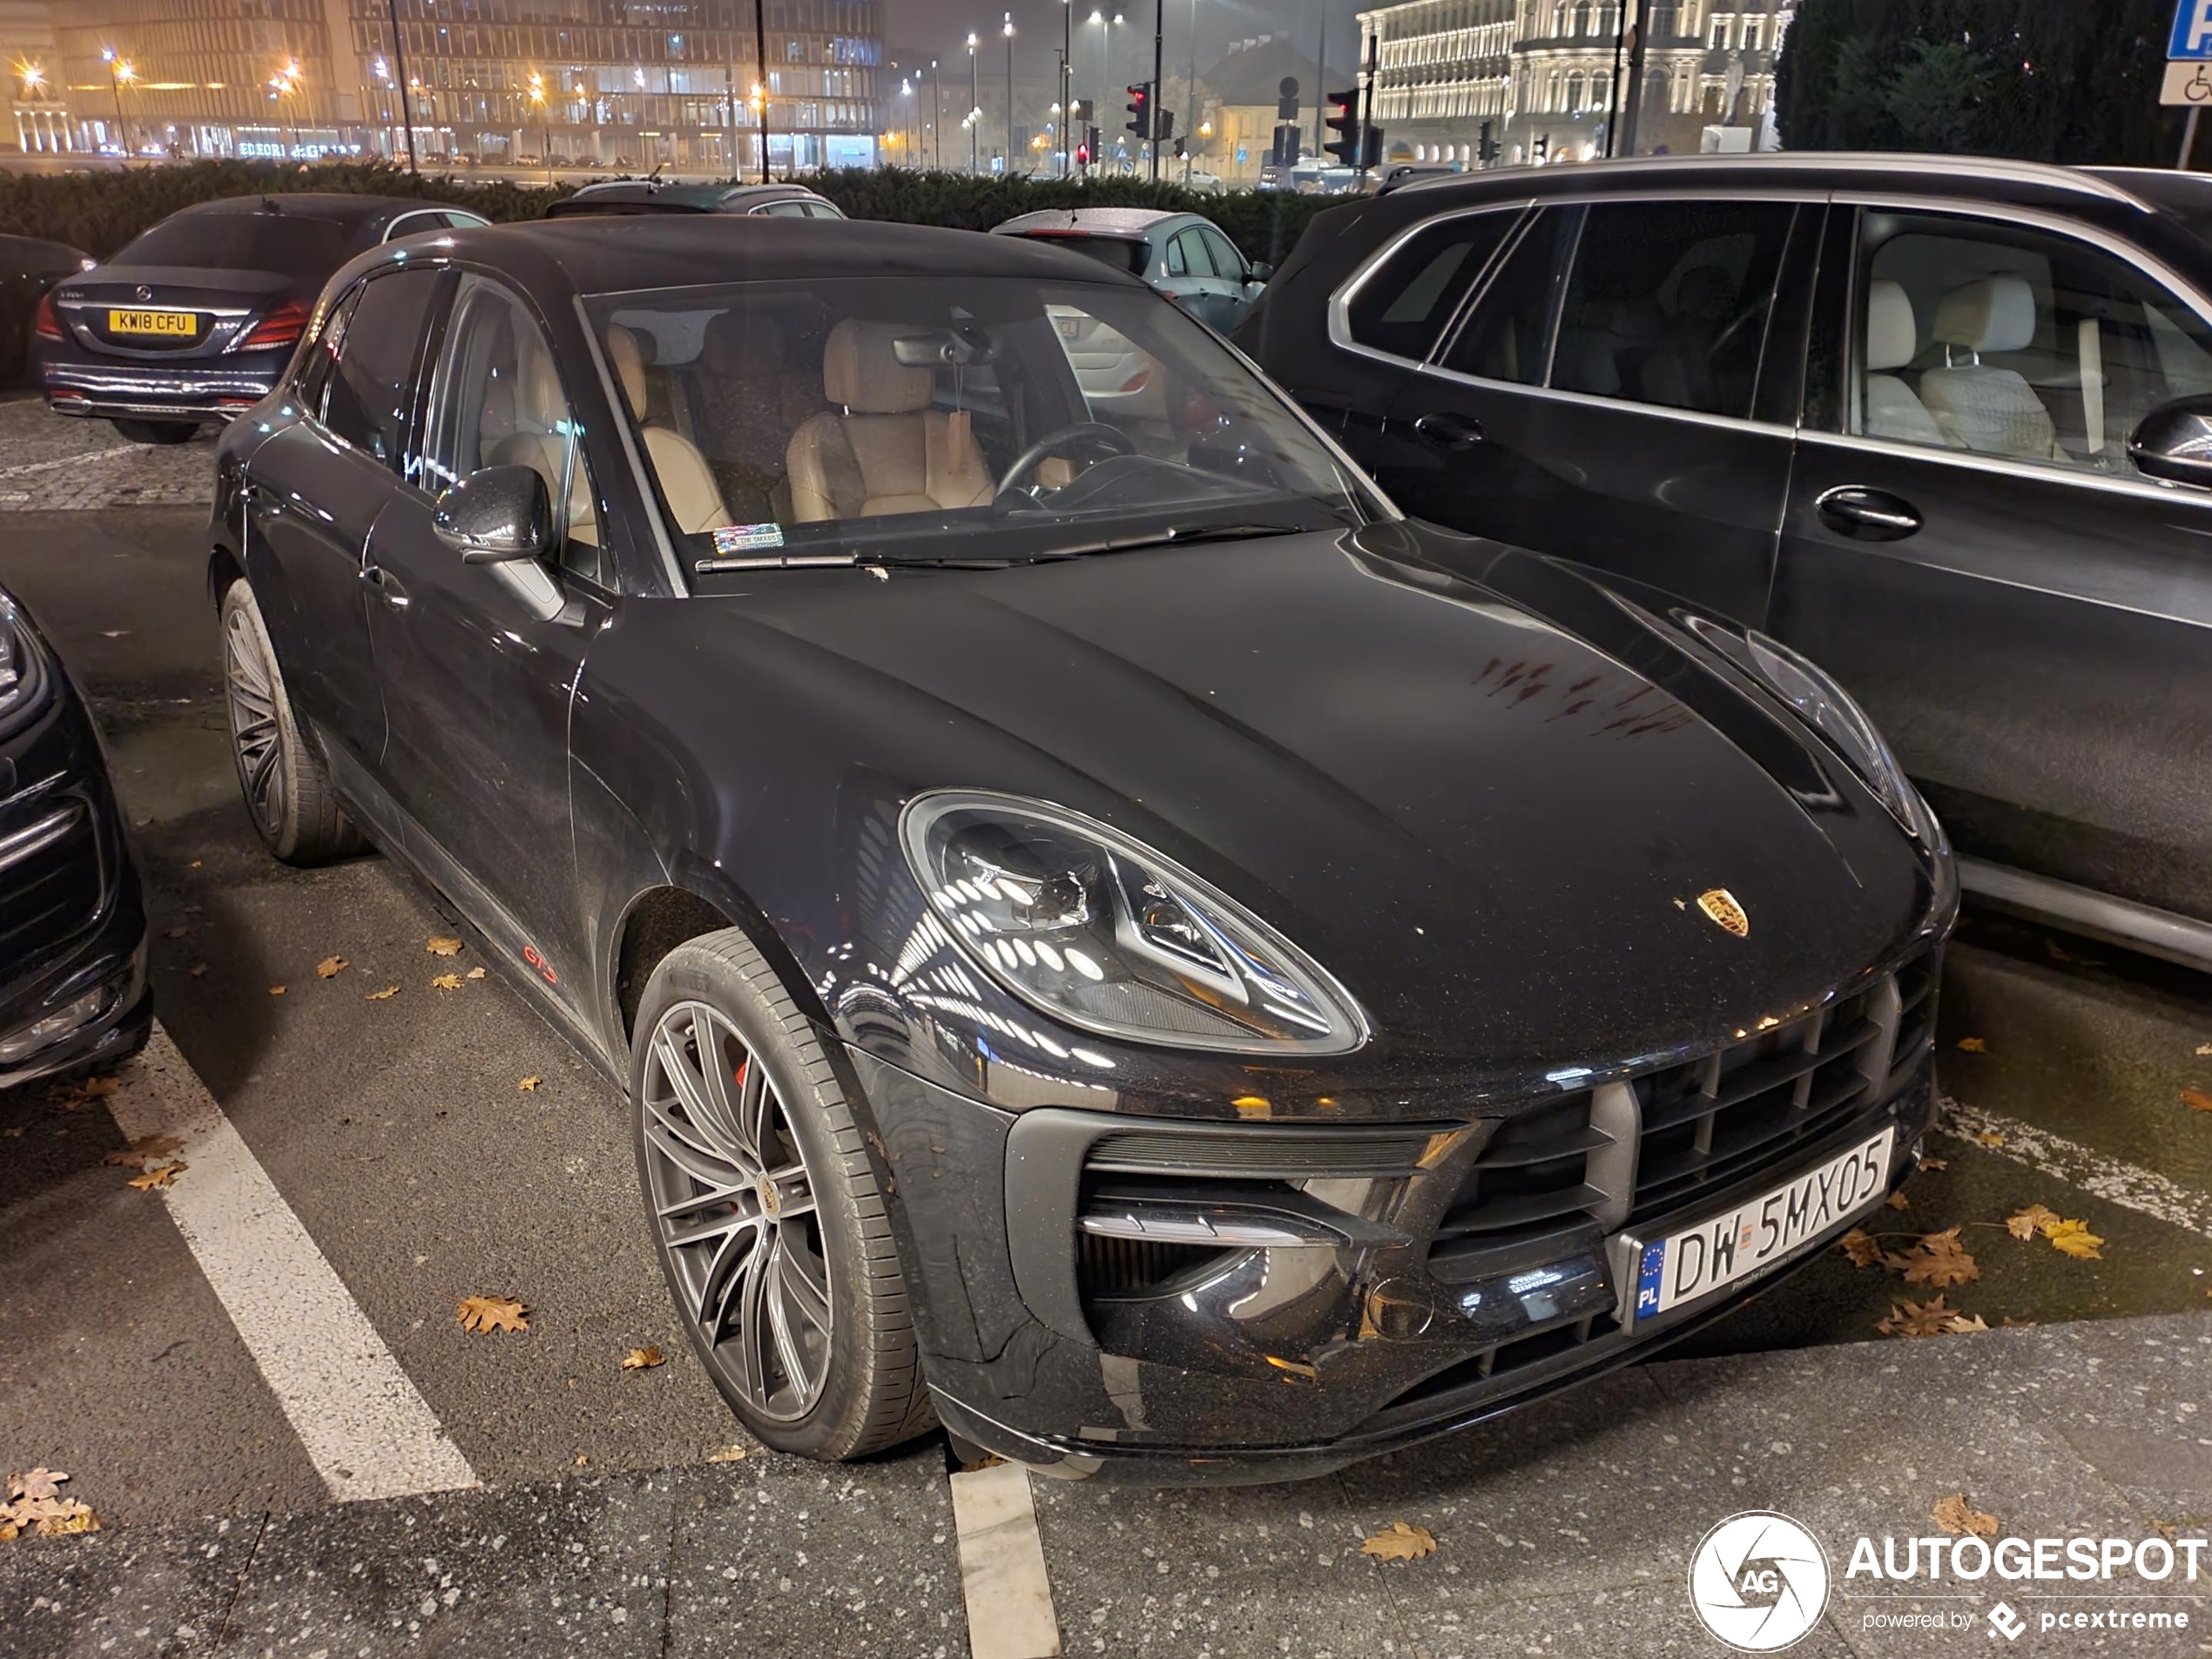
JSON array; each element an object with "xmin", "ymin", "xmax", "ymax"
[
  {"xmin": 1060, "ymin": 0, "xmax": 1073, "ymax": 177},
  {"xmin": 102, "ymin": 49, "xmax": 136, "ymax": 155},
  {"xmin": 966, "ymin": 32, "xmax": 980, "ymax": 173},
  {"xmin": 899, "ymin": 76, "xmax": 914, "ymax": 165},
  {"xmin": 1003, "ymin": 12, "xmax": 1015, "ymax": 179},
  {"xmin": 931, "ymin": 57, "xmax": 941, "ymax": 169},
  {"xmin": 268, "ymin": 60, "xmax": 300, "ymax": 158},
  {"xmin": 527, "ymin": 71, "xmax": 549, "ymax": 182}
]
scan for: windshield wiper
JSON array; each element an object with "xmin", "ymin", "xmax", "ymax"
[
  {"xmin": 691, "ymin": 523, "xmax": 1311, "ymax": 577},
  {"xmin": 1022, "ymin": 522, "xmax": 1312, "ymax": 562}
]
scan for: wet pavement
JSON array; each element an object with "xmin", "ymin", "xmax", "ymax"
[{"xmin": 1, "ymin": 408, "xmax": 2209, "ymax": 1655}]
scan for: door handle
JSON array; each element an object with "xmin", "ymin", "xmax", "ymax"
[
  {"xmin": 242, "ymin": 481, "xmax": 281, "ymax": 518},
  {"xmin": 1413, "ymin": 411, "xmax": 1484, "ymax": 450},
  {"xmin": 360, "ymin": 564, "xmax": 408, "ymax": 609},
  {"xmin": 1816, "ymin": 485, "xmax": 1921, "ymax": 542}
]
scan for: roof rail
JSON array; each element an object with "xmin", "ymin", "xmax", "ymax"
[{"xmin": 1394, "ymin": 151, "xmax": 2142, "ymax": 209}]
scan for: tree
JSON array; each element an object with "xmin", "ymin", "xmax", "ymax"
[{"xmin": 1884, "ymin": 39, "xmax": 1994, "ymax": 152}]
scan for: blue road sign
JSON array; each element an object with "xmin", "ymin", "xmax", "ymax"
[{"xmin": 2173, "ymin": 0, "xmax": 2212, "ymax": 59}]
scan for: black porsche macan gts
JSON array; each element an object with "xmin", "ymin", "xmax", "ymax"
[{"xmin": 209, "ymin": 214, "xmax": 1956, "ymax": 1483}]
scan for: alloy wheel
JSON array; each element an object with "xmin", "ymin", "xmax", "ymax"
[
  {"xmin": 222, "ymin": 604, "xmax": 287, "ymax": 840},
  {"xmin": 639, "ymin": 1000, "xmax": 835, "ymax": 1421}
]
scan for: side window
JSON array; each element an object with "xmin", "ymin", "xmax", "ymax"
[
  {"xmin": 1163, "ymin": 233, "xmax": 1190, "ymax": 278},
  {"xmin": 320, "ymin": 269, "xmax": 441, "ymax": 471},
  {"xmin": 1550, "ymin": 199, "xmax": 1796, "ymax": 419},
  {"xmin": 293, "ymin": 282, "xmax": 361, "ymax": 417},
  {"xmin": 1850, "ymin": 208, "xmax": 2212, "ymax": 477},
  {"xmin": 1200, "ymin": 227, "xmax": 1244, "ymax": 281},
  {"xmin": 1438, "ymin": 206, "xmax": 1581, "ymax": 385},
  {"xmin": 1345, "ymin": 209, "xmax": 1519, "ymax": 361},
  {"xmin": 425, "ymin": 276, "xmax": 604, "ymax": 583}
]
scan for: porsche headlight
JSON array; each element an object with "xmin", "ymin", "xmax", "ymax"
[
  {"xmin": 900, "ymin": 791, "xmax": 1369, "ymax": 1055},
  {"xmin": 1744, "ymin": 631, "xmax": 1944, "ymax": 849}
]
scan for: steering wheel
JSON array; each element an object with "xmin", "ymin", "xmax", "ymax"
[{"xmin": 995, "ymin": 421, "xmax": 1136, "ymax": 498}]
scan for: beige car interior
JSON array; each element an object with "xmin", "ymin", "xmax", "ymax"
[
  {"xmin": 1859, "ymin": 279, "xmax": 1950, "ymax": 448},
  {"xmin": 606, "ymin": 322, "xmax": 734, "ymax": 535},
  {"xmin": 484, "ymin": 327, "xmax": 601, "ymax": 546},
  {"xmin": 785, "ymin": 319, "xmax": 994, "ymax": 522},
  {"xmin": 1916, "ymin": 273, "xmax": 2064, "ymax": 461}
]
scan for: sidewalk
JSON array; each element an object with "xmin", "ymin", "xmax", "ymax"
[{"xmin": 5, "ymin": 1310, "xmax": 2206, "ymax": 1657}]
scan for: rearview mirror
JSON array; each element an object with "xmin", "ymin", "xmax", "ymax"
[
  {"xmin": 2128, "ymin": 395, "xmax": 2212, "ymax": 489},
  {"xmin": 1249, "ymin": 262, "xmax": 1275, "ymax": 283},
  {"xmin": 891, "ymin": 327, "xmax": 998, "ymax": 368},
  {"xmin": 433, "ymin": 465, "xmax": 552, "ymax": 563}
]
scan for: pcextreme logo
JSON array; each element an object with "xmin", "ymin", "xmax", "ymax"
[{"xmin": 1688, "ymin": 1511, "xmax": 1831, "ymax": 1651}]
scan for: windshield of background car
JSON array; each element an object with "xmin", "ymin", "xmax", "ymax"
[
  {"xmin": 111, "ymin": 213, "xmax": 354, "ymax": 273},
  {"xmin": 584, "ymin": 275, "xmax": 1373, "ymax": 576},
  {"xmin": 1008, "ymin": 233, "xmax": 1149, "ymax": 276}
]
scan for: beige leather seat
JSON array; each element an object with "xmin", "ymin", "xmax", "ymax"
[
  {"xmin": 786, "ymin": 319, "xmax": 993, "ymax": 522},
  {"xmin": 606, "ymin": 323, "xmax": 732, "ymax": 534},
  {"xmin": 1918, "ymin": 274, "xmax": 2061, "ymax": 460},
  {"xmin": 1861, "ymin": 279, "xmax": 1948, "ymax": 448},
  {"xmin": 487, "ymin": 334, "xmax": 601, "ymax": 544}
]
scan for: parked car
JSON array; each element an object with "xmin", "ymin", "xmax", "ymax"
[
  {"xmin": 33, "ymin": 193, "xmax": 490, "ymax": 444},
  {"xmin": 0, "ymin": 583, "xmax": 151, "ymax": 1090},
  {"xmin": 1238, "ymin": 152, "xmax": 2212, "ymax": 971},
  {"xmin": 208, "ymin": 212, "xmax": 1952, "ymax": 1480},
  {"xmin": 1, "ymin": 233, "xmax": 94, "ymax": 383},
  {"xmin": 992, "ymin": 206, "xmax": 1269, "ymax": 334},
  {"xmin": 545, "ymin": 179, "xmax": 845, "ymax": 219}
]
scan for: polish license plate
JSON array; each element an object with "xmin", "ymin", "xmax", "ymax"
[
  {"xmin": 107, "ymin": 309, "xmax": 197, "ymax": 338},
  {"xmin": 1633, "ymin": 1126, "xmax": 1894, "ymax": 1321}
]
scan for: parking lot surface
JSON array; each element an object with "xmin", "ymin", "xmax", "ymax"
[{"xmin": 1, "ymin": 395, "xmax": 2209, "ymax": 1655}]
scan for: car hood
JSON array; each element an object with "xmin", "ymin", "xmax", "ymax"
[{"xmin": 619, "ymin": 524, "xmax": 1936, "ymax": 1070}]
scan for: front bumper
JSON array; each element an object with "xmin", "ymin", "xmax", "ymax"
[
  {"xmin": 857, "ymin": 949, "xmax": 1940, "ymax": 1485},
  {"xmin": 38, "ymin": 354, "xmax": 285, "ymax": 425},
  {"xmin": 0, "ymin": 683, "xmax": 151, "ymax": 1091}
]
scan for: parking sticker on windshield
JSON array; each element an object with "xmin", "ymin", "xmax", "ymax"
[{"xmin": 711, "ymin": 522, "xmax": 785, "ymax": 556}]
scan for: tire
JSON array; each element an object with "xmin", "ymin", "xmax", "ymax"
[
  {"xmin": 218, "ymin": 577, "xmax": 364, "ymax": 865},
  {"xmin": 631, "ymin": 929, "xmax": 934, "ymax": 1460},
  {"xmin": 111, "ymin": 418, "xmax": 199, "ymax": 445}
]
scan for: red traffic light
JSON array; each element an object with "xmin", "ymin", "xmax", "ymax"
[{"xmin": 1076, "ymin": 142, "xmax": 1090, "ymax": 164}]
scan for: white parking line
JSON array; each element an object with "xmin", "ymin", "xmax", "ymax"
[
  {"xmin": 105, "ymin": 1022, "xmax": 480, "ymax": 1502},
  {"xmin": 1938, "ymin": 1096, "xmax": 2212, "ymax": 1238},
  {"xmin": 948, "ymin": 1461, "xmax": 1063, "ymax": 1659},
  {"xmin": 0, "ymin": 444, "xmax": 137, "ymax": 480}
]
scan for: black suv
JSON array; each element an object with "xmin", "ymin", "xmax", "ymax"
[{"xmin": 1238, "ymin": 154, "xmax": 2212, "ymax": 971}]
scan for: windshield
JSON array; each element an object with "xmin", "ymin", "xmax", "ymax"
[
  {"xmin": 1011, "ymin": 233, "xmax": 1150, "ymax": 276},
  {"xmin": 583, "ymin": 275, "xmax": 1376, "ymax": 579},
  {"xmin": 112, "ymin": 212, "xmax": 354, "ymax": 274}
]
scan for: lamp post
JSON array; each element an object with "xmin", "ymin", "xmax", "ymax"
[
  {"xmin": 899, "ymin": 76, "xmax": 914, "ymax": 165},
  {"xmin": 101, "ymin": 49, "xmax": 134, "ymax": 155},
  {"xmin": 1060, "ymin": 0, "xmax": 1072, "ymax": 176},
  {"xmin": 967, "ymin": 33, "xmax": 980, "ymax": 172},
  {"xmin": 930, "ymin": 58, "xmax": 941, "ymax": 168},
  {"xmin": 382, "ymin": 0, "xmax": 416, "ymax": 172},
  {"xmin": 1002, "ymin": 13, "xmax": 1015, "ymax": 178},
  {"xmin": 753, "ymin": 0, "xmax": 771, "ymax": 180},
  {"xmin": 268, "ymin": 60, "xmax": 301, "ymax": 158},
  {"xmin": 527, "ymin": 71, "xmax": 548, "ymax": 181}
]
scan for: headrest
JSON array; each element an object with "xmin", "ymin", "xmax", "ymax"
[
  {"xmin": 703, "ymin": 309, "xmax": 786, "ymax": 379},
  {"xmin": 605, "ymin": 323, "xmax": 648, "ymax": 419},
  {"xmin": 515, "ymin": 333, "xmax": 565, "ymax": 424},
  {"xmin": 1932, "ymin": 273, "xmax": 2036, "ymax": 354},
  {"xmin": 1865, "ymin": 279, "xmax": 1917, "ymax": 372},
  {"xmin": 1672, "ymin": 263, "xmax": 1736, "ymax": 323},
  {"xmin": 822, "ymin": 318, "xmax": 934, "ymax": 415}
]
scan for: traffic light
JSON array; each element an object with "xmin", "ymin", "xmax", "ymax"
[
  {"xmin": 1361, "ymin": 126, "xmax": 1382, "ymax": 171},
  {"xmin": 1478, "ymin": 119, "xmax": 1498, "ymax": 165},
  {"xmin": 1087, "ymin": 122, "xmax": 1102, "ymax": 163},
  {"xmin": 1155, "ymin": 109, "xmax": 1173, "ymax": 145},
  {"xmin": 1322, "ymin": 86, "xmax": 1361, "ymax": 166},
  {"xmin": 1125, "ymin": 82, "xmax": 1150, "ymax": 141},
  {"xmin": 1533, "ymin": 132, "xmax": 1550, "ymax": 162},
  {"xmin": 1076, "ymin": 138, "xmax": 1089, "ymax": 167}
]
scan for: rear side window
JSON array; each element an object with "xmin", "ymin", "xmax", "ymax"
[
  {"xmin": 1345, "ymin": 209, "xmax": 1519, "ymax": 361},
  {"xmin": 1551, "ymin": 199, "xmax": 1796, "ymax": 419},
  {"xmin": 1021, "ymin": 234, "xmax": 1148, "ymax": 277},
  {"xmin": 320, "ymin": 269, "xmax": 442, "ymax": 472},
  {"xmin": 1439, "ymin": 206, "xmax": 1581, "ymax": 385},
  {"xmin": 111, "ymin": 212, "xmax": 354, "ymax": 275}
]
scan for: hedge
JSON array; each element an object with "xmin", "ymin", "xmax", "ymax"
[{"xmin": 0, "ymin": 158, "xmax": 1336, "ymax": 270}]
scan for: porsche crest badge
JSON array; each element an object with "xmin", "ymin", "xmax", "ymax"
[{"xmin": 1696, "ymin": 888, "xmax": 1750, "ymax": 938}]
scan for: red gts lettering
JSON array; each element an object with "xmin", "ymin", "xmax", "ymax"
[{"xmin": 522, "ymin": 944, "xmax": 559, "ymax": 986}]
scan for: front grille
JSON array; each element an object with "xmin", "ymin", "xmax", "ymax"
[
  {"xmin": 1431, "ymin": 954, "xmax": 1930, "ymax": 1278},
  {"xmin": 0, "ymin": 801, "xmax": 103, "ymax": 968}
]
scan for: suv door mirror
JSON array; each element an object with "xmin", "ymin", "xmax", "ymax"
[
  {"xmin": 2128, "ymin": 395, "xmax": 2212, "ymax": 489},
  {"xmin": 433, "ymin": 465, "xmax": 552, "ymax": 563},
  {"xmin": 1249, "ymin": 261, "xmax": 1275, "ymax": 284}
]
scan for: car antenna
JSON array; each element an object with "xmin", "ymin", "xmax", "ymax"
[
  {"xmin": 647, "ymin": 161, "xmax": 665, "ymax": 185},
  {"xmin": 259, "ymin": 195, "xmax": 282, "ymax": 213}
]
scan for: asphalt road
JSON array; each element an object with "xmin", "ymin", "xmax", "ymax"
[{"xmin": 2, "ymin": 404, "xmax": 2209, "ymax": 1655}]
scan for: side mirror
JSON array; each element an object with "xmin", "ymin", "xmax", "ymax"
[
  {"xmin": 1248, "ymin": 262, "xmax": 1275, "ymax": 284},
  {"xmin": 433, "ymin": 464, "xmax": 552, "ymax": 563},
  {"xmin": 2128, "ymin": 395, "xmax": 2212, "ymax": 489}
]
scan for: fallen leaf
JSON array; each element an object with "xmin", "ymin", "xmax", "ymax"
[
  {"xmin": 2197, "ymin": 1043, "xmax": 2212, "ymax": 1057},
  {"xmin": 164, "ymin": 926, "xmax": 188, "ymax": 940},
  {"xmin": 365, "ymin": 984, "xmax": 400, "ymax": 1001},
  {"xmin": 456, "ymin": 1294, "xmax": 529, "ymax": 1334},
  {"xmin": 9, "ymin": 1469, "xmax": 64, "ymax": 1503},
  {"xmin": 465, "ymin": 966, "xmax": 486, "ymax": 981},
  {"xmin": 189, "ymin": 860, "xmax": 203, "ymax": 869},
  {"xmin": 1919, "ymin": 1157, "xmax": 1948, "ymax": 1171},
  {"xmin": 1945, "ymin": 1312, "xmax": 1991, "ymax": 1333},
  {"xmin": 957, "ymin": 1453, "xmax": 1005, "ymax": 1473},
  {"xmin": 126, "ymin": 1161, "xmax": 187, "ymax": 1190},
  {"xmin": 268, "ymin": 985, "xmax": 287, "ymax": 996},
  {"xmin": 1877, "ymin": 1295, "xmax": 1967, "ymax": 1339},
  {"xmin": 1359, "ymin": 1521, "xmax": 1438, "ymax": 1562},
  {"xmin": 430, "ymin": 973, "xmax": 462, "ymax": 992},
  {"xmin": 0, "ymin": 1128, "xmax": 19, "ymax": 1139},
  {"xmin": 427, "ymin": 936, "xmax": 463, "ymax": 957},
  {"xmin": 187, "ymin": 963, "xmax": 207, "ymax": 978},
  {"xmin": 1956, "ymin": 1036, "xmax": 1986, "ymax": 1053},
  {"xmin": 1976, "ymin": 1130, "xmax": 2006, "ymax": 1147},
  {"xmin": 2045, "ymin": 1219, "xmax": 2105, "ymax": 1260},
  {"xmin": 518, "ymin": 1076, "xmax": 543, "ymax": 1092},
  {"xmin": 620, "ymin": 1345, "xmax": 666, "ymax": 1371},
  {"xmin": 1885, "ymin": 1190, "xmax": 1910, "ymax": 1211},
  {"xmin": 1932, "ymin": 1493, "xmax": 2000, "ymax": 1539},
  {"xmin": 1838, "ymin": 1229, "xmax": 1888, "ymax": 1269},
  {"xmin": 316, "ymin": 955, "xmax": 347, "ymax": 979},
  {"xmin": 705, "ymin": 1445, "xmax": 749, "ymax": 1463},
  {"xmin": 2001, "ymin": 1315, "xmax": 2038, "ymax": 1327},
  {"xmin": 2007, "ymin": 1204, "xmax": 2062, "ymax": 1240},
  {"xmin": 102, "ymin": 1134, "xmax": 183, "ymax": 1170},
  {"xmin": 2183, "ymin": 1088, "xmax": 2212, "ymax": 1115},
  {"xmin": 1899, "ymin": 1228, "xmax": 1979, "ymax": 1290},
  {"xmin": 573, "ymin": 1453, "xmax": 589, "ymax": 1467}
]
